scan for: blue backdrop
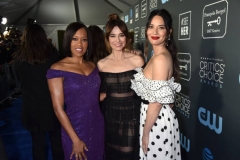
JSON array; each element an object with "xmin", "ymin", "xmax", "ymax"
[{"xmin": 120, "ymin": 0, "xmax": 240, "ymax": 159}]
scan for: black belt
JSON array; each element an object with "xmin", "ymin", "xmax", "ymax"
[{"xmin": 142, "ymin": 99, "xmax": 149, "ymax": 105}]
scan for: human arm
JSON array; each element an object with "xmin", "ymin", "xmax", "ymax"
[
  {"xmin": 130, "ymin": 49, "xmax": 142, "ymax": 55},
  {"xmin": 142, "ymin": 55, "xmax": 170, "ymax": 154},
  {"xmin": 100, "ymin": 93, "xmax": 106, "ymax": 102},
  {"xmin": 47, "ymin": 77, "xmax": 88, "ymax": 160},
  {"xmin": 97, "ymin": 61, "xmax": 107, "ymax": 102}
]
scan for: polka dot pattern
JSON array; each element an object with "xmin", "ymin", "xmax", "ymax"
[{"xmin": 130, "ymin": 68, "xmax": 181, "ymax": 160}]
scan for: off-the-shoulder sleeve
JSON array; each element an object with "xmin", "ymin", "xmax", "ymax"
[
  {"xmin": 130, "ymin": 68, "xmax": 181, "ymax": 104},
  {"xmin": 99, "ymin": 72, "xmax": 107, "ymax": 93},
  {"xmin": 46, "ymin": 69, "xmax": 64, "ymax": 79}
]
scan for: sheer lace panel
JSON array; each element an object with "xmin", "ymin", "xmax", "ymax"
[
  {"xmin": 110, "ymin": 92, "xmax": 135, "ymax": 98},
  {"xmin": 100, "ymin": 70, "xmax": 141, "ymax": 160},
  {"xmin": 108, "ymin": 143, "xmax": 134, "ymax": 152}
]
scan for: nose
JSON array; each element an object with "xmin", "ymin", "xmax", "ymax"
[
  {"xmin": 76, "ymin": 39, "xmax": 82, "ymax": 46},
  {"xmin": 116, "ymin": 36, "xmax": 121, "ymax": 42},
  {"xmin": 153, "ymin": 27, "xmax": 158, "ymax": 34}
]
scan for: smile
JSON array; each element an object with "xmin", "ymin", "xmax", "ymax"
[
  {"xmin": 76, "ymin": 48, "xmax": 83, "ymax": 52},
  {"xmin": 151, "ymin": 36, "xmax": 160, "ymax": 40}
]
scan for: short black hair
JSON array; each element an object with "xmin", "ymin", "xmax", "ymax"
[{"xmin": 62, "ymin": 22, "xmax": 92, "ymax": 60}]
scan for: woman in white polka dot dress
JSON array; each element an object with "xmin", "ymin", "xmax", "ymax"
[{"xmin": 131, "ymin": 9, "xmax": 181, "ymax": 160}]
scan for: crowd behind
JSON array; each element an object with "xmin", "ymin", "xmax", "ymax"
[{"xmin": 0, "ymin": 28, "xmax": 21, "ymax": 65}]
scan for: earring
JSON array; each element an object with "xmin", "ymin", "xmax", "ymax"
[{"xmin": 166, "ymin": 37, "xmax": 170, "ymax": 46}]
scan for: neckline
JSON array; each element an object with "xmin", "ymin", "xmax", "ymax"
[{"xmin": 49, "ymin": 67, "xmax": 97, "ymax": 77}]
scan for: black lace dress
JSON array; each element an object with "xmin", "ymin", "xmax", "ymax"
[{"xmin": 99, "ymin": 70, "xmax": 141, "ymax": 160}]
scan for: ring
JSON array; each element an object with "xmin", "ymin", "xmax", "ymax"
[{"xmin": 75, "ymin": 154, "xmax": 78, "ymax": 157}]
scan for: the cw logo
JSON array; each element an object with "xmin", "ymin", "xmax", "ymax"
[
  {"xmin": 198, "ymin": 107, "xmax": 223, "ymax": 134},
  {"xmin": 180, "ymin": 133, "xmax": 190, "ymax": 152}
]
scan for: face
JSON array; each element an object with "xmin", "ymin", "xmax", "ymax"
[
  {"xmin": 108, "ymin": 26, "xmax": 126, "ymax": 51},
  {"xmin": 147, "ymin": 15, "xmax": 169, "ymax": 46},
  {"xmin": 71, "ymin": 28, "xmax": 88, "ymax": 57}
]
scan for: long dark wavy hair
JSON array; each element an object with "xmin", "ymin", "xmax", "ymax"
[
  {"xmin": 62, "ymin": 22, "xmax": 92, "ymax": 60},
  {"xmin": 145, "ymin": 9, "xmax": 180, "ymax": 82},
  {"xmin": 13, "ymin": 24, "xmax": 52, "ymax": 64},
  {"xmin": 88, "ymin": 25, "xmax": 108, "ymax": 64}
]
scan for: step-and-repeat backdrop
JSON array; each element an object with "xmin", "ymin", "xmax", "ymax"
[{"xmin": 120, "ymin": 0, "xmax": 240, "ymax": 159}]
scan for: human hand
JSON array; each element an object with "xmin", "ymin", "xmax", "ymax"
[
  {"xmin": 70, "ymin": 139, "xmax": 88, "ymax": 160},
  {"xmin": 129, "ymin": 49, "xmax": 142, "ymax": 55},
  {"xmin": 142, "ymin": 134, "xmax": 149, "ymax": 154}
]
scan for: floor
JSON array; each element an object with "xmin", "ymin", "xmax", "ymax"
[{"xmin": 0, "ymin": 97, "xmax": 53, "ymax": 160}]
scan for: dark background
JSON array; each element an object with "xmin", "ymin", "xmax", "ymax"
[{"xmin": 120, "ymin": 0, "xmax": 240, "ymax": 159}]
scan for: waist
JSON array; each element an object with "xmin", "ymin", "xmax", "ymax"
[{"xmin": 141, "ymin": 99, "xmax": 149, "ymax": 105}]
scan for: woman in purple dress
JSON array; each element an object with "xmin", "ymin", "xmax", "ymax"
[{"xmin": 47, "ymin": 22, "xmax": 104, "ymax": 160}]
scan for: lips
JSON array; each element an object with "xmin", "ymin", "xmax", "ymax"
[
  {"xmin": 76, "ymin": 48, "xmax": 83, "ymax": 52},
  {"xmin": 151, "ymin": 36, "xmax": 159, "ymax": 40},
  {"xmin": 114, "ymin": 43, "xmax": 122, "ymax": 47}
]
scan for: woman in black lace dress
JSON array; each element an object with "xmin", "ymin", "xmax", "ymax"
[{"xmin": 97, "ymin": 16, "xmax": 144, "ymax": 160}]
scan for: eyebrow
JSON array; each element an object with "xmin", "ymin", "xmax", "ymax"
[
  {"xmin": 149, "ymin": 24, "xmax": 165, "ymax": 26},
  {"xmin": 110, "ymin": 33, "xmax": 124, "ymax": 35}
]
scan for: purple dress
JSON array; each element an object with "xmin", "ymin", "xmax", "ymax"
[{"xmin": 46, "ymin": 67, "xmax": 104, "ymax": 160}]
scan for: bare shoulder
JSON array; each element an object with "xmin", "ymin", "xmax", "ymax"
[
  {"xmin": 50, "ymin": 58, "xmax": 69, "ymax": 70},
  {"xmin": 153, "ymin": 51, "xmax": 171, "ymax": 63},
  {"xmin": 152, "ymin": 52, "xmax": 172, "ymax": 70},
  {"xmin": 97, "ymin": 56, "xmax": 109, "ymax": 71},
  {"xmin": 88, "ymin": 61, "xmax": 96, "ymax": 68},
  {"xmin": 128, "ymin": 53, "xmax": 145, "ymax": 67}
]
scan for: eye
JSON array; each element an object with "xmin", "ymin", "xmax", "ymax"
[
  {"xmin": 82, "ymin": 38, "xmax": 88, "ymax": 42},
  {"xmin": 72, "ymin": 37, "xmax": 78, "ymax": 41},
  {"xmin": 110, "ymin": 35, "xmax": 115, "ymax": 38},
  {"xmin": 148, "ymin": 25, "xmax": 153, "ymax": 29},
  {"xmin": 159, "ymin": 26, "xmax": 166, "ymax": 30},
  {"xmin": 119, "ymin": 34, "xmax": 125, "ymax": 37}
]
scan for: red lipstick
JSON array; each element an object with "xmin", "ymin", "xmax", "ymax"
[{"xmin": 151, "ymin": 36, "xmax": 159, "ymax": 40}]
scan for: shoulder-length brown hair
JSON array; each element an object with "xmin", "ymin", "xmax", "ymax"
[
  {"xmin": 13, "ymin": 24, "xmax": 52, "ymax": 64},
  {"xmin": 105, "ymin": 19, "xmax": 131, "ymax": 53}
]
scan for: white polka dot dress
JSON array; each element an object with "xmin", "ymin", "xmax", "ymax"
[{"xmin": 131, "ymin": 68, "xmax": 181, "ymax": 160}]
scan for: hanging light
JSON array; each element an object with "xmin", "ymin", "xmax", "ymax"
[
  {"xmin": 1, "ymin": 17, "xmax": 7, "ymax": 25},
  {"xmin": 27, "ymin": 18, "xmax": 36, "ymax": 24}
]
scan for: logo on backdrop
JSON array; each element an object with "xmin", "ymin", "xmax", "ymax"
[
  {"xmin": 141, "ymin": 27, "xmax": 145, "ymax": 40},
  {"xmin": 198, "ymin": 107, "xmax": 223, "ymax": 134},
  {"xmin": 199, "ymin": 57, "xmax": 225, "ymax": 89},
  {"xmin": 178, "ymin": 11, "xmax": 191, "ymax": 40},
  {"xmin": 125, "ymin": 15, "xmax": 129, "ymax": 23},
  {"xmin": 177, "ymin": 53, "xmax": 191, "ymax": 81},
  {"xmin": 134, "ymin": 27, "xmax": 139, "ymax": 43},
  {"xmin": 202, "ymin": 0, "xmax": 228, "ymax": 39},
  {"xmin": 130, "ymin": 9, "xmax": 133, "ymax": 24},
  {"xmin": 141, "ymin": 0, "xmax": 147, "ymax": 18},
  {"xmin": 161, "ymin": 0, "xmax": 169, "ymax": 4},
  {"xmin": 135, "ymin": 4, "xmax": 139, "ymax": 21},
  {"xmin": 202, "ymin": 148, "xmax": 214, "ymax": 160},
  {"xmin": 180, "ymin": 133, "xmax": 190, "ymax": 152},
  {"xmin": 175, "ymin": 93, "xmax": 190, "ymax": 118},
  {"xmin": 149, "ymin": 0, "xmax": 157, "ymax": 11}
]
